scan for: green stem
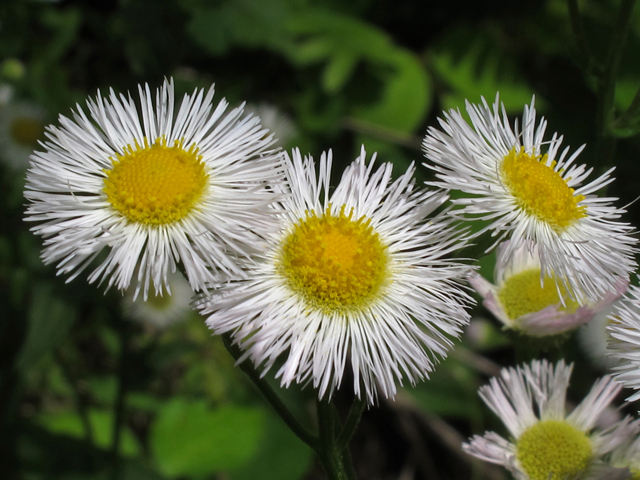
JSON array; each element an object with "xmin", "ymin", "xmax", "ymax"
[
  {"xmin": 567, "ymin": 0, "xmax": 602, "ymax": 81},
  {"xmin": 316, "ymin": 398, "xmax": 353, "ymax": 480},
  {"xmin": 336, "ymin": 396, "xmax": 365, "ymax": 451},
  {"xmin": 110, "ymin": 319, "xmax": 130, "ymax": 480},
  {"xmin": 221, "ymin": 334, "xmax": 318, "ymax": 450},
  {"xmin": 56, "ymin": 352, "xmax": 95, "ymax": 449},
  {"xmin": 596, "ymin": 0, "xmax": 636, "ymax": 165}
]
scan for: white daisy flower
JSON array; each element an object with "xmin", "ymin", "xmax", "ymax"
[
  {"xmin": 0, "ymin": 99, "xmax": 46, "ymax": 171},
  {"xmin": 123, "ymin": 270, "xmax": 192, "ymax": 329},
  {"xmin": 463, "ymin": 359, "xmax": 639, "ymax": 480},
  {"xmin": 469, "ymin": 240, "xmax": 627, "ymax": 337},
  {"xmin": 243, "ymin": 103, "xmax": 297, "ymax": 147},
  {"xmin": 423, "ymin": 95, "xmax": 637, "ymax": 303},
  {"xmin": 196, "ymin": 147, "xmax": 474, "ymax": 404},
  {"xmin": 607, "ymin": 283, "xmax": 640, "ymax": 403},
  {"xmin": 24, "ymin": 78, "xmax": 284, "ymax": 299}
]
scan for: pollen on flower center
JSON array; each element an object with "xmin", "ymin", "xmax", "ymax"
[
  {"xmin": 516, "ymin": 420, "xmax": 592, "ymax": 480},
  {"xmin": 103, "ymin": 137, "xmax": 208, "ymax": 225},
  {"xmin": 501, "ymin": 147, "xmax": 586, "ymax": 231},
  {"xmin": 497, "ymin": 269, "xmax": 579, "ymax": 319},
  {"xmin": 279, "ymin": 205, "xmax": 390, "ymax": 313}
]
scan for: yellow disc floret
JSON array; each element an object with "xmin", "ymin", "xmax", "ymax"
[
  {"xmin": 501, "ymin": 147, "xmax": 586, "ymax": 231},
  {"xmin": 103, "ymin": 137, "xmax": 208, "ymax": 225},
  {"xmin": 279, "ymin": 205, "xmax": 390, "ymax": 313},
  {"xmin": 516, "ymin": 420, "xmax": 592, "ymax": 480},
  {"xmin": 497, "ymin": 269, "xmax": 579, "ymax": 320}
]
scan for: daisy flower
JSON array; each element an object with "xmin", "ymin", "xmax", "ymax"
[
  {"xmin": 0, "ymin": 98, "xmax": 46, "ymax": 171},
  {"xmin": 469, "ymin": 240, "xmax": 627, "ymax": 337},
  {"xmin": 123, "ymin": 270, "xmax": 192, "ymax": 329},
  {"xmin": 196, "ymin": 147, "xmax": 474, "ymax": 404},
  {"xmin": 463, "ymin": 359, "xmax": 639, "ymax": 480},
  {"xmin": 607, "ymin": 283, "xmax": 640, "ymax": 403},
  {"xmin": 24, "ymin": 78, "xmax": 284, "ymax": 299},
  {"xmin": 423, "ymin": 95, "xmax": 637, "ymax": 303}
]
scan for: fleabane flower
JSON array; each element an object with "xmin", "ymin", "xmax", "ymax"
[
  {"xmin": 0, "ymin": 98, "xmax": 46, "ymax": 171},
  {"xmin": 607, "ymin": 283, "xmax": 640, "ymax": 403},
  {"xmin": 469, "ymin": 240, "xmax": 627, "ymax": 337},
  {"xmin": 196, "ymin": 147, "xmax": 474, "ymax": 404},
  {"xmin": 463, "ymin": 360, "xmax": 638, "ymax": 480},
  {"xmin": 24, "ymin": 78, "xmax": 284, "ymax": 299},
  {"xmin": 423, "ymin": 95, "xmax": 636, "ymax": 303},
  {"xmin": 123, "ymin": 270, "xmax": 192, "ymax": 329}
]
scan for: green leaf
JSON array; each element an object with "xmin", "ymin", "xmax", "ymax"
[
  {"xmin": 230, "ymin": 411, "xmax": 313, "ymax": 480},
  {"xmin": 37, "ymin": 409, "xmax": 140, "ymax": 457},
  {"xmin": 151, "ymin": 399, "xmax": 265, "ymax": 477},
  {"xmin": 352, "ymin": 50, "xmax": 431, "ymax": 132},
  {"xmin": 431, "ymin": 28, "xmax": 538, "ymax": 113},
  {"xmin": 16, "ymin": 283, "xmax": 76, "ymax": 373}
]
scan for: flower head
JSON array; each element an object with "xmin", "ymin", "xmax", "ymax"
[
  {"xmin": 463, "ymin": 360, "xmax": 638, "ymax": 480},
  {"xmin": 196, "ymin": 147, "xmax": 474, "ymax": 404},
  {"xmin": 423, "ymin": 95, "xmax": 636, "ymax": 303},
  {"xmin": 607, "ymin": 283, "xmax": 640, "ymax": 403},
  {"xmin": 24, "ymin": 79, "xmax": 284, "ymax": 299},
  {"xmin": 123, "ymin": 270, "xmax": 192, "ymax": 329},
  {"xmin": 469, "ymin": 241, "xmax": 627, "ymax": 337},
  {"xmin": 0, "ymin": 97, "xmax": 46, "ymax": 171}
]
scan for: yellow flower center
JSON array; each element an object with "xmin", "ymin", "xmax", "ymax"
[
  {"xmin": 516, "ymin": 420, "xmax": 592, "ymax": 480},
  {"xmin": 10, "ymin": 116, "xmax": 43, "ymax": 147},
  {"xmin": 279, "ymin": 205, "xmax": 390, "ymax": 313},
  {"xmin": 497, "ymin": 269, "xmax": 579, "ymax": 320},
  {"xmin": 103, "ymin": 137, "xmax": 208, "ymax": 225},
  {"xmin": 630, "ymin": 468, "xmax": 640, "ymax": 480},
  {"xmin": 501, "ymin": 147, "xmax": 586, "ymax": 231}
]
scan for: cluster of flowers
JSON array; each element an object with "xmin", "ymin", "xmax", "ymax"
[{"xmin": 22, "ymin": 79, "xmax": 640, "ymax": 479}]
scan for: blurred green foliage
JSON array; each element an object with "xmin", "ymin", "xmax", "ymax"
[{"xmin": 1, "ymin": 0, "xmax": 640, "ymax": 479}]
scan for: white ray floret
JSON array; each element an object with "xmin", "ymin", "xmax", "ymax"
[
  {"xmin": 464, "ymin": 359, "xmax": 639, "ymax": 480},
  {"xmin": 469, "ymin": 240, "xmax": 627, "ymax": 337},
  {"xmin": 24, "ymin": 78, "xmax": 284, "ymax": 299},
  {"xmin": 196, "ymin": 147, "xmax": 474, "ymax": 404},
  {"xmin": 423, "ymin": 95, "xmax": 636, "ymax": 303},
  {"xmin": 607, "ymin": 282, "xmax": 640, "ymax": 403}
]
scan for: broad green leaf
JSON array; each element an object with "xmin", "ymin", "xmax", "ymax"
[
  {"xmin": 37, "ymin": 409, "xmax": 140, "ymax": 457},
  {"xmin": 352, "ymin": 50, "xmax": 431, "ymax": 132},
  {"xmin": 151, "ymin": 399, "xmax": 265, "ymax": 477}
]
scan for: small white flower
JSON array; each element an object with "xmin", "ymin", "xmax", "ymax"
[
  {"xmin": 469, "ymin": 241, "xmax": 627, "ymax": 337},
  {"xmin": 423, "ymin": 95, "xmax": 637, "ymax": 303},
  {"xmin": 123, "ymin": 270, "xmax": 193, "ymax": 329},
  {"xmin": 196, "ymin": 147, "xmax": 474, "ymax": 404},
  {"xmin": 24, "ymin": 78, "xmax": 284, "ymax": 299},
  {"xmin": 243, "ymin": 103, "xmax": 297, "ymax": 146},
  {"xmin": 463, "ymin": 359, "xmax": 639, "ymax": 480},
  {"xmin": 607, "ymin": 283, "xmax": 640, "ymax": 403},
  {"xmin": 0, "ymin": 99, "xmax": 46, "ymax": 171}
]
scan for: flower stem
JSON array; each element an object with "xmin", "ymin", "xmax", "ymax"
[
  {"xmin": 337, "ymin": 396, "xmax": 366, "ymax": 451},
  {"xmin": 221, "ymin": 334, "xmax": 318, "ymax": 450},
  {"xmin": 316, "ymin": 398, "xmax": 354, "ymax": 480}
]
